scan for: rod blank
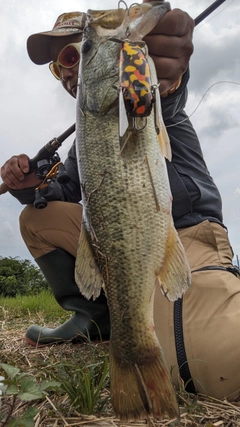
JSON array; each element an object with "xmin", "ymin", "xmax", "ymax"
[{"xmin": 194, "ymin": 0, "xmax": 227, "ymax": 26}]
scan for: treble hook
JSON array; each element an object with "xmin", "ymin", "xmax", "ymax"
[
  {"xmin": 133, "ymin": 117, "xmax": 147, "ymax": 131},
  {"xmin": 129, "ymin": 2, "xmax": 141, "ymax": 9},
  {"xmin": 118, "ymin": 0, "xmax": 128, "ymax": 10}
]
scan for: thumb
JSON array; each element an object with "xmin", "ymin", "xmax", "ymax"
[{"xmin": 18, "ymin": 155, "xmax": 30, "ymax": 174}]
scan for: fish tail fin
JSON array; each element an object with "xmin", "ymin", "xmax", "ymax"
[{"xmin": 109, "ymin": 344, "xmax": 179, "ymax": 421}]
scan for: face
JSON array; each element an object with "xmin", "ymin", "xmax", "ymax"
[{"xmin": 50, "ymin": 34, "xmax": 82, "ymax": 98}]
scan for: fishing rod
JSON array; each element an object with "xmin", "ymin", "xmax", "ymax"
[
  {"xmin": 0, "ymin": 0, "xmax": 227, "ymax": 197},
  {"xmin": 0, "ymin": 123, "xmax": 75, "ymax": 195},
  {"xmin": 194, "ymin": 0, "xmax": 227, "ymax": 26}
]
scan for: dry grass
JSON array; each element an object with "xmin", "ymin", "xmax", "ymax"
[{"xmin": 1, "ymin": 313, "xmax": 240, "ymax": 426}]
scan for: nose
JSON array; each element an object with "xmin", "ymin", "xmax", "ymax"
[{"xmin": 60, "ymin": 66, "xmax": 75, "ymax": 82}]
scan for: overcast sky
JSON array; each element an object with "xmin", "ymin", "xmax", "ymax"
[{"xmin": 0, "ymin": 0, "xmax": 239, "ymax": 265}]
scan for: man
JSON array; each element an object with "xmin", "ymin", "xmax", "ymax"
[{"xmin": 1, "ymin": 4, "xmax": 240, "ymax": 402}]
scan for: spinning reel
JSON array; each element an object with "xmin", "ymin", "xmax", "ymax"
[
  {"xmin": 33, "ymin": 152, "xmax": 71, "ymax": 209},
  {"xmin": 28, "ymin": 124, "xmax": 76, "ymax": 209}
]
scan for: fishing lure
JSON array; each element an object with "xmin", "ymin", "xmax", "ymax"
[
  {"xmin": 116, "ymin": 1, "xmax": 168, "ymax": 142},
  {"xmin": 118, "ymin": 40, "xmax": 170, "ymax": 158},
  {"xmin": 119, "ymin": 40, "xmax": 152, "ymax": 117},
  {"xmin": 119, "ymin": 40, "xmax": 157, "ymax": 138}
]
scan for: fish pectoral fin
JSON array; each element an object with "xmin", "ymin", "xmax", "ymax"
[
  {"xmin": 156, "ymin": 221, "xmax": 191, "ymax": 301},
  {"xmin": 75, "ymin": 225, "xmax": 103, "ymax": 301},
  {"xmin": 157, "ymin": 128, "xmax": 171, "ymax": 162},
  {"xmin": 119, "ymin": 88, "xmax": 129, "ymax": 138},
  {"xmin": 154, "ymin": 86, "xmax": 172, "ymax": 161}
]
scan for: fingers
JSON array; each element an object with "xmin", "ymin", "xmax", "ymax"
[
  {"xmin": 147, "ymin": 9, "xmax": 194, "ymax": 37},
  {"xmin": 0, "ymin": 154, "xmax": 30, "ymax": 189},
  {"xmin": 142, "ymin": 8, "xmax": 194, "ymax": 93},
  {"xmin": 147, "ymin": 49, "xmax": 192, "ymax": 94},
  {"xmin": 16, "ymin": 154, "xmax": 31, "ymax": 174},
  {"xmin": 150, "ymin": 56, "xmax": 185, "ymax": 94}
]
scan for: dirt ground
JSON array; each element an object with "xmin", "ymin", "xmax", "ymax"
[{"xmin": 1, "ymin": 320, "xmax": 240, "ymax": 426}]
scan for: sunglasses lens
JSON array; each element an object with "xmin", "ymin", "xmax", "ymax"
[
  {"xmin": 59, "ymin": 45, "xmax": 80, "ymax": 68},
  {"xmin": 49, "ymin": 44, "xmax": 80, "ymax": 80},
  {"xmin": 49, "ymin": 62, "xmax": 60, "ymax": 80}
]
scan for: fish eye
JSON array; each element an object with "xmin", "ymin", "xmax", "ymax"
[{"xmin": 81, "ymin": 40, "xmax": 93, "ymax": 54}]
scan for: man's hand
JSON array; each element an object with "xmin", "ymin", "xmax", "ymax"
[
  {"xmin": 143, "ymin": 1, "xmax": 194, "ymax": 94},
  {"xmin": 0, "ymin": 155, "xmax": 41, "ymax": 190}
]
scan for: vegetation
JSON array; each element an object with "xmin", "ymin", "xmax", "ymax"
[
  {"xmin": 0, "ymin": 363, "xmax": 60, "ymax": 427},
  {"xmin": 53, "ymin": 345, "xmax": 110, "ymax": 415},
  {"xmin": 0, "ymin": 290, "xmax": 67, "ymax": 324},
  {"xmin": 0, "ymin": 256, "xmax": 48, "ymax": 297},
  {"xmin": 0, "ymin": 256, "xmax": 240, "ymax": 425},
  {"xmin": 0, "ymin": 295, "xmax": 240, "ymax": 425},
  {"xmin": 0, "ymin": 288, "xmax": 110, "ymax": 426},
  {"xmin": 0, "ymin": 345, "xmax": 110, "ymax": 427}
]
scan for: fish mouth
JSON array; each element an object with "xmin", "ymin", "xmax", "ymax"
[
  {"xmin": 71, "ymin": 85, "xmax": 77, "ymax": 98},
  {"xmin": 66, "ymin": 80, "xmax": 78, "ymax": 98}
]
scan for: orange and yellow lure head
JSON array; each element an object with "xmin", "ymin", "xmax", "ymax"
[{"xmin": 119, "ymin": 41, "xmax": 153, "ymax": 118}]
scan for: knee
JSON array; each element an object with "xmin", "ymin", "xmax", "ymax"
[{"xmin": 19, "ymin": 205, "xmax": 35, "ymax": 235}]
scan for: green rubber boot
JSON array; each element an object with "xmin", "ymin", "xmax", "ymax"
[{"xmin": 25, "ymin": 248, "xmax": 110, "ymax": 346}]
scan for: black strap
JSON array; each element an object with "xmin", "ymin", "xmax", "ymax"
[
  {"xmin": 192, "ymin": 265, "xmax": 239, "ymax": 277},
  {"xmin": 174, "ymin": 298, "xmax": 196, "ymax": 394}
]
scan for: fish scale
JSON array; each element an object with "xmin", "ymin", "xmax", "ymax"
[
  {"xmin": 80, "ymin": 113, "xmax": 170, "ymax": 267},
  {"xmin": 75, "ymin": 2, "xmax": 191, "ymax": 421}
]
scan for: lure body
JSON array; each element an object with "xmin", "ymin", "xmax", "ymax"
[{"xmin": 119, "ymin": 41, "xmax": 153, "ymax": 117}]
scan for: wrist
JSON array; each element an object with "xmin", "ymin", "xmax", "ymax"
[{"xmin": 161, "ymin": 76, "xmax": 182, "ymax": 97}]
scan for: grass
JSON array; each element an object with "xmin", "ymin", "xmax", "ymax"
[
  {"xmin": 1, "ymin": 293, "xmax": 240, "ymax": 426},
  {"xmin": 0, "ymin": 290, "xmax": 67, "ymax": 323},
  {"xmin": 52, "ymin": 346, "xmax": 110, "ymax": 415}
]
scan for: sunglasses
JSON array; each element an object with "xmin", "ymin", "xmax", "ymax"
[{"xmin": 49, "ymin": 42, "xmax": 81, "ymax": 80}]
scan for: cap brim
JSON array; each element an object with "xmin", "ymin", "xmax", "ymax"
[{"xmin": 27, "ymin": 29, "xmax": 82, "ymax": 65}]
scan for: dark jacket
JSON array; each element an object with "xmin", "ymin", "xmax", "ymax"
[{"xmin": 10, "ymin": 70, "xmax": 223, "ymax": 229}]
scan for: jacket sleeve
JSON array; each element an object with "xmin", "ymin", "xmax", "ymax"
[
  {"xmin": 161, "ymin": 69, "xmax": 189, "ymax": 121},
  {"xmin": 9, "ymin": 140, "xmax": 81, "ymax": 205}
]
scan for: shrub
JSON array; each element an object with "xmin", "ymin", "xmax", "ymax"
[{"xmin": 0, "ymin": 256, "xmax": 48, "ymax": 297}]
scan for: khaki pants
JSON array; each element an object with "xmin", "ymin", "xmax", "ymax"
[{"xmin": 20, "ymin": 201, "xmax": 240, "ymax": 400}]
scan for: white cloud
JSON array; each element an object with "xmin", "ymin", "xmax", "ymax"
[{"xmin": 0, "ymin": 221, "xmax": 14, "ymax": 239}]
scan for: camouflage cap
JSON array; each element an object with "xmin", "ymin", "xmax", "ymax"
[{"xmin": 27, "ymin": 12, "xmax": 86, "ymax": 65}]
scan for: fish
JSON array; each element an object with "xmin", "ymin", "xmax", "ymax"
[{"xmin": 75, "ymin": 1, "xmax": 191, "ymax": 421}]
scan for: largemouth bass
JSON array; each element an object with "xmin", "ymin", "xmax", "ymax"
[{"xmin": 75, "ymin": 2, "xmax": 191, "ymax": 421}]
